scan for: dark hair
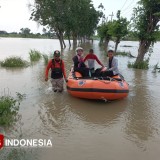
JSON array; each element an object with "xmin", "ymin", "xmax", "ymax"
[
  {"xmin": 89, "ymin": 49, "xmax": 94, "ymax": 53},
  {"xmin": 107, "ymin": 49, "xmax": 114, "ymax": 53}
]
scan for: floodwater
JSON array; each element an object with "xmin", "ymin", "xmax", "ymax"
[{"xmin": 0, "ymin": 38, "xmax": 160, "ymax": 160}]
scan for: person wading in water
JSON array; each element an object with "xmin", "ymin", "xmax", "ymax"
[{"xmin": 45, "ymin": 50, "xmax": 67, "ymax": 92}]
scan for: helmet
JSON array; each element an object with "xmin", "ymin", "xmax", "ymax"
[
  {"xmin": 75, "ymin": 47, "xmax": 83, "ymax": 53},
  {"xmin": 54, "ymin": 50, "xmax": 60, "ymax": 57}
]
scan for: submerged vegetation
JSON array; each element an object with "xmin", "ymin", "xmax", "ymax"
[
  {"xmin": 0, "ymin": 57, "xmax": 28, "ymax": 67},
  {"xmin": 116, "ymin": 51, "xmax": 129, "ymax": 56},
  {"xmin": 152, "ymin": 63, "xmax": 160, "ymax": 73},
  {"xmin": 120, "ymin": 45, "xmax": 133, "ymax": 47},
  {"xmin": 0, "ymin": 50, "xmax": 46, "ymax": 68},
  {"xmin": 128, "ymin": 50, "xmax": 152, "ymax": 69},
  {"xmin": 42, "ymin": 54, "xmax": 49, "ymax": 65},
  {"xmin": 0, "ymin": 93, "xmax": 25, "ymax": 126},
  {"xmin": 29, "ymin": 49, "xmax": 42, "ymax": 62},
  {"xmin": 128, "ymin": 60, "xmax": 149, "ymax": 69}
]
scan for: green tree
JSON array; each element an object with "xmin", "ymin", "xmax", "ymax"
[
  {"xmin": 77, "ymin": 1, "xmax": 102, "ymax": 43},
  {"xmin": 97, "ymin": 22, "xmax": 112, "ymax": 50},
  {"xmin": 30, "ymin": 0, "xmax": 66, "ymax": 49},
  {"xmin": 20, "ymin": 28, "xmax": 31, "ymax": 37},
  {"xmin": 62, "ymin": 0, "xmax": 102, "ymax": 46},
  {"xmin": 132, "ymin": 0, "xmax": 160, "ymax": 63},
  {"xmin": 30, "ymin": 0, "xmax": 101, "ymax": 48},
  {"xmin": 109, "ymin": 10, "xmax": 129, "ymax": 52}
]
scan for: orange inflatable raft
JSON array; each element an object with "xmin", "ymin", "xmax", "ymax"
[{"xmin": 67, "ymin": 68, "xmax": 129, "ymax": 100}]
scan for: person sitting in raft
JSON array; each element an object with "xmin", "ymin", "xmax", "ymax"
[
  {"xmin": 97, "ymin": 49, "xmax": 119, "ymax": 77},
  {"xmin": 83, "ymin": 49, "xmax": 104, "ymax": 75},
  {"xmin": 45, "ymin": 50, "xmax": 67, "ymax": 92},
  {"xmin": 101, "ymin": 49, "xmax": 119, "ymax": 76},
  {"xmin": 72, "ymin": 47, "xmax": 89, "ymax": 77}
]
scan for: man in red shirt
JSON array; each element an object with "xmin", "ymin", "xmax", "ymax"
[
  {"xmin": 45, "ymin": 50, "xmax": 67, "ymax": 92},
  {"xmin": 84, "ymin": 49, "xmax": 104, "ymax": 75}
]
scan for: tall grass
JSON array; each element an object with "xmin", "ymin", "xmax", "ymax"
[
  {"xmin": 0, "ymin": 56, "xmax": 28, "ymax": 67},
  {"xmin": 29, "ymin": 49, "xmax": 42, "ymax": 62},
  {"xmin": 42, "ymin": 54, "xmax": 49, "ymax": 65}
]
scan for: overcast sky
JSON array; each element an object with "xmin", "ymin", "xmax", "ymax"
[{"xmin": 0, "ymin": 0, "xmax": 138, "ymax": 33}]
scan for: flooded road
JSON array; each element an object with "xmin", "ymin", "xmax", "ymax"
[{"xmin": 0, "ymin": 38, "xmax": 160, "ymax": 160}]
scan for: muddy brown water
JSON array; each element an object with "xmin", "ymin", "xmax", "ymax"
[{"xmin": 0, "ymin": 38, "xmax": 160, "ymax": 160}]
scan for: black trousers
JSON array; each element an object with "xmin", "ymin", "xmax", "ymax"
[
  {"xmin": 101, "ymin": 71, "xmax": 114, "ymax": 77},
  {"xmin": 95, "ymin": 68, "xmax": 114, "ymax": 77},
  {"xmin": 74, "ymin": 67, "xmax": 90, "ymax": 77}
]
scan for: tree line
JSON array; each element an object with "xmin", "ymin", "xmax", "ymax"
[
  {"xmin": 29, "ymin": 0, "xmax": 160, "ymax": 66},
  {"xmin": 30, "ymin": 0, "xmax": 103, "ymax": 48},
  {"xmin": 0, "ymin": 28, "xmax": 56, "ymax": 38},
  {"xmin": 97, "ymin": 0, "xmax": 160, "ymax": 65}
]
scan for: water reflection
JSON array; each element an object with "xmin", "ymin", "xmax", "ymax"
[
  {"xmin": 37, "ymin": 93, "xmax": 70, "ymax": 134},
  {"xmin": 37, "ymin": 90, "xmax": 128, "ymax": 135},
  {"xmin": 66, "ymin": 98, "xmax": 128, "ymax": 126},
  {"xmin": 124, "ymin": 70, "xmax": 156, "ymax": 148}
]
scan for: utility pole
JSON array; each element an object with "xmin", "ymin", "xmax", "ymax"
[
  {"xmin": 109, "ymin": 12, "xmax": 114, "ymax": 21},
  {"xmin": 106, "ymin": 16, "xmax": 108, "ymax": 23}
]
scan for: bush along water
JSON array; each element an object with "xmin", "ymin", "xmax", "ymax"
[
  {"xmin": 0, "ymin": 92, "xmax": 25, "ymax": 126},
  {"xmin": 128, "ymin": 60, "xmax": 149, "ymax": 69},
  {"xmin": 128, "ymin": 50, "xmax": 152, "ymax": 69},
  {"xmin": 0, "ymin": 56, "xmax": 29, "ymax": 68},
  {"xmin": 29, "ymin": 49, "xmax": 42, "ymax": 62}
]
